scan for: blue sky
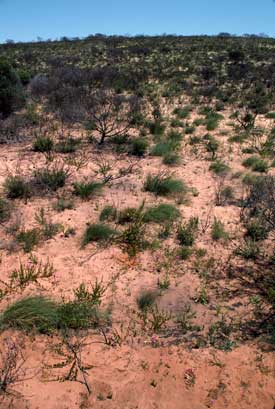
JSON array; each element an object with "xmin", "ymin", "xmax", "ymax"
[{"xmin": 0, "ymin": 0, "xmax": 274, "ymax": 43}]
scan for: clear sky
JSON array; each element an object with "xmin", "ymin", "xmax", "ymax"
[{"xmin": 0, "ymin": 0, "xmax": 274, "ymax": 43}]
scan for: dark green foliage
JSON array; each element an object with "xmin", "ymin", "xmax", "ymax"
[
  {"xmin": 136, "ymin": 289, "xmax": 158, "ymax": 311},
  {"xmin": 144, "ymin": 203, "xmax": 180, "ymax": 223},
  {"xmin": 82, "ymin": 223, "xmax": 117, "ymax": 246},
  {"xmin": 0, "ymin": 57, "xmax": 25, "ymax": 118},
  {"xmin": 147, "ymin": 120, "xmax": 165, "ymax": 136},
  {"xmin": 0, "ymin": 197, "xmax": 10, "ymax": 223},
  {"xmin": 177, "ymin": 217, "xmax": 199, "ymax": 246},
  {"xmin": 99, "ymin": 205, "xmax": 117, "ymax": 222},
  {"xmin": 33, "ymin": 136, "xmax": 54, "ymax": 152},
  {"xmin": 73, "ymin": 181, "xmax": 102, "ymax": 199},
  {"xmin": 57, "ymin": 301, "xmax": 100, "ymax": 329},
  {"xmin": 0, "ymin": 296, "xmax": 59, "ymax": 333},
  {"xmin": 130, "ymin": 137, "xmax": 148, "ymax": 156},
  {"xmin": 235, "ymin": 239, "xmax": 260, "ymax": 260},
  {"xmin": 4, "ymin": 176, "xmax": 31, "ymax": 199},
  {"xmin": 162, "ymin": 152, "xmax": 180, "ymax": 165},
  {"xmin": 34, "ymin": 168, "xmax": 67, "ymax": 191},
  {"xmin": 144, "ymin": 173, "xmax": 186, "ymax": 196},
  {"xmin": 173, "ymin": 106, "xmax": 192, "ymax": 119},
  {"xmin": 17, "ymin": 228, "xmax": 40, "ymax": 253},
  {"xmin": 242, "ymin": 156, "xmax": 268, "ymax": 173},
  {"xmin": 150, "ymin": 140, "xmax": 179, "ymax": 157}
]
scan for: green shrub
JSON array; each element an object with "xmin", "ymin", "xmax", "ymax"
[
  {"xmin": 82, "ymin": 223, "xmax": 117, "ymax": 246},
  {"xmin": 99, "ymin": 205, "xmax": 117, "ymax": 222},
  {"xmin": 73, "ymin": 181, "xmax": 102, "ymax": 199},
  {"xmin": 57, "ymin": 301, "xmax": 101, "ymax": 329},
  {"xmin": 144, "ymin": 203, "xmax": 180, "ymax": 223},
  {"xmin": 235, "ymin": 239, "xmax": 260, "ymax": 260},
  {"xmin": 147, "ymin": 120, "xmax": 165, "ymax": 136},
  {"xmin": 33, "ymin": 136, "xmax": 54, "ymax": 152},
  {"xmin": 265, "ymin": 112, "xmax": 275, "ymax": 119},
  {"xmin": 144, "ymin": 173, "xmax": 186, "ymax": 196},
  {"xmin": 162, "ymin": 152, "xmax": 180, "ymax": 165},
  {"xmin": 130, "ymin": 137, "xmax": 148, "ymax": 156},
  {"xmin": 0, "ymin": 197, "xmax": 10, "ymax": 222},
  {"xmin": 4, "ymin": 176, "xmax": 31, "ymax": 199},
  {"xmin": 209, "ymin": 161, "xmax": 230, "ymax": 175},
  {"xmin": 0, "ymin": 296, "xmax": 59, "ymax": 333},
  {"xmin": 17, "ymin": 228, "xmax": 40, "ymax": 252},
  {"xmin": 177, "ymin": 217, "xmax": 199, "ymax": 246},
  {"xmin": 34, "ymin": 168, "xmax": 67, "ymax": 191},
  {"xmin": 211, "ymin": 218, "xmax": 228, "ymax": 241}
]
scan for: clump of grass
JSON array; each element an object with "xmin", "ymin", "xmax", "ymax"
[
  {"xmin": 99, "ymin": 205, "xmax": 117, "ymax": 222},
  {"xmin": 82, "ymin": 223, "xmax": 117, "ymax": 247},
  {"xmin": 235, "ymin": 239, "xmax": 260, "ymax": 260},
  {"xmin": 173, "ymin": 106, "xmax": 192, "ymax": 119},
  {"xmin": 144, "ymin": 203, "xmax": 180, "ymax": 223},
  {"xmin": 73, "ymin": 181, "xmax": 102, "ymax": 200},
  {"xmin": 209, "ymin": 161, "xmax": 230, "ymax": 175},
  {"xmin": 0, "ymin": 296, "xmax": 59, "ymax": 333},
  {"xmin": 136, "ymin": 289, "xmax": 158, "ymax": 311},
  {"xmin": 4, "ymin": 176, "xmax": 31, "ymax": 199},
  {"xmin": 34, "ymin": 168, "xmax": 67, "ymax": 191},
  {"xmin": 33, "ymin": 136, "xmax": 54, "ymax": 152},
  {"xmin": 17, "ymin": 228, "xmax": 40, "ymax": 252},
  {"xmin": 0, "ymin": 197, "xmax": 10, "ymax": 223},
  {"xmin": 177, "ymin": 217, "xmax": 199, "ymax": 246},
  {"xmin": 57, "ymin": 301, "xmax": 101, "ymax": 329},
  {"xmin": 144, "ymin": 173, "xmax": 186, "ymax": 197},
  {"xmin": 211, "ymin": 218, "xmax": 228, "ymax": 241}
]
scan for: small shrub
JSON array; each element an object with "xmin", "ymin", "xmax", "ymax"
[
  {"xmin": 82, "ymin": 223, "xmax": 117, "ymax": 247},
  {"xmin": 4, "ymin": 176, "xmax": 31, "ymax": 199},
  {"xmin": 150, "ymin": 140, "xmax": 178, "ymax": 157},
  {"xmin": 118, "ymin": 207, "xmax": 140, "ymax": 224},
  {"xmin": 57, "ymin": 301, "xmax": 101, "ymax": 329},
  {"xmin": 235, "ymin": 239, "xmax": 260, "ymax": 260},
  {"xmin": 33, "ymin": 136, "xmax": 54, "ymax": 153},
  {"xmin": 144, "ymin": 173, "xmax": 186, "ymax": 197},
  {"xmin": 173, "ymin": 106, "xmax": 192, "ymax": 119},
  {"xmin": 162, "ymin": 152, "xmax": 180, "ymax": 166},
  {"xmin": 211, "ymin": 218, "xmax": 228, "ymax": 241},
  {"xmin": 130, "ymin": 137, "xmax": 148, "ymax": 156},
  {"xmin": 177, "ymin": 217, "xmax": 198, "ymax": 246},
  {"xmin": 73, "ymin": 181, "xmax": 102, "ymax": 199},
  {"xmin": 99, "ymin": 205, "xmax": 117, "ymax": 222},
  {"xmin": 34, "ymin": 168, "xmax": 67, "ymax": 191},
  {"xmin": 17, "ymin": 228, "xmax": 40, "ymax": 252},
  {"xmin": 242, "ymin": 156, "xmax": 268, "ymax": 173},
  {"xmin": 144, "ymin": 203, "xmax": 180, "ymax": 223}
]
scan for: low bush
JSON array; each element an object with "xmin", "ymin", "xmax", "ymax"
[
  {"xmin": 82, "ymin": 223, "xmax": 117, "ymax": 247},
  {"xmin": 73, "ymin": 181, "xmax": 102, "ymax": 199},
  {"xmin": 99, "ymin": 205, "xmax": 117, "ymax": 222},
  {"xmin": 0, "ymin": 197, "xmax": 10, "ymax": 222},
  {"xmin": 55, "ymin": 137, "xmax": 80, "ymax": 153},
  {"xmin": 177, "ymin": 217, "xmax": 199, "ymax": 246},
  {"xmin": 4, "ymin": 176, "xmax": 31, "ymax": 199},
  {"xmin": 130, "ymin": 137, "xmax": 148, "ymax": 156},
  {"xmin": 144, "ymin": 173, "xmax": 186, "ymax": 197},
  {"xmin": 33, "ymin": 136, "xmax": 54, "ymax": 152},
  {"xmin": 17, "ymin": 228, "xmax": 40, "ymax": 252},
  {"xmin": 211, "ymin": 218, "xmax": 228, "ymax": 241},
  {"xmin": 209, "ymin": 161, "xmax": 230, "ymax": 175},
  {"xmin": 136, "ymin": 289, "xmax": 158, "ymax": 311},
  {"xmin": 34, "ymin": 168, "xmax": 67, "ymax": 191},
  {"xmin": 144, "ymin": 203, "xmax": 180, "ymax": 223}
]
